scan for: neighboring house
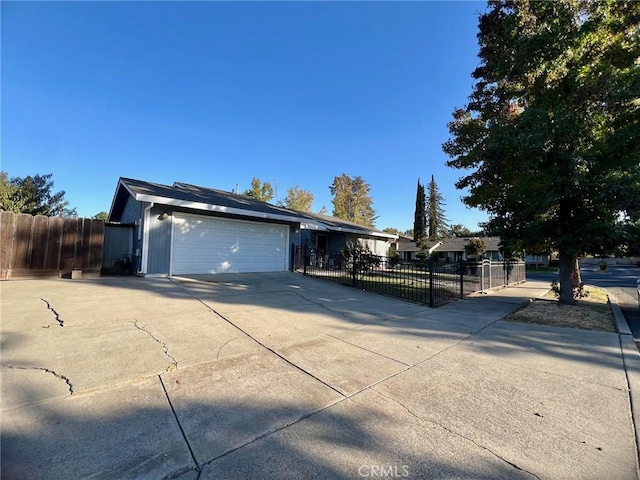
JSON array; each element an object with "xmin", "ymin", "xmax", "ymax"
[
  {"xmin": 108, "ymin": 177, "xmax": 396, "ymax": 275},
  {"xmin": 392, "ymin": 236, "xmax": 440, "ymax": 262},
  {"xmin": 392, "ymin": 236, "xmax": 503, "ymax": 262},
  {"xmin": 432, "ymin": 237, "xmax": 503, "ymax": 261},
  {"xmin": 524, "ymin": 253, "xmax": 552, "ymax": 266}
]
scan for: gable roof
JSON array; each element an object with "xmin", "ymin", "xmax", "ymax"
[
  {"xmin": 395, "ymin": 238, "xmax": 440, "ymax": 253},
  {"xmin": 109, "ymin": 177, "xmax": 396, "ymax": 239}
]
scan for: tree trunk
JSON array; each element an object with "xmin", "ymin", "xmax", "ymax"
[{"xmin": 558, "ymin": 250, "xmax": 576, "ymax": 304}]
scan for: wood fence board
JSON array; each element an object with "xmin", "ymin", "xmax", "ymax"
[
  {"xmin": 13, "ymin": 214, "xmax": 34, "ymax": 270},
  {"xmin": 60, "ymin": 218, "xmax": 79, "ymax": 271},
  {"xmin": 1, "ymin": 212, "xmax": 106, "ymax": 279},
  {"xmin": 45, "ymin": 217, "xmax": 64, "ymax": 270},
  {"xmin": 0, "ymin": 211, "xmax": 17, "ymax": 271},
  {"xmin": 89, "ymin": 219, "xmax": 104, "ymax": 269},
  {"xmin": 78, "ymin": 218, "xmax": 92, "ymax": 269},
  {"xmin": 30, "ymin": 215, "xmax": 50, "ymax": 270}
]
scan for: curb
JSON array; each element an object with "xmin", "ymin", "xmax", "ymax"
[
  {"xmin": 619, "ymin": 333, "xmax": 640, "ymax": 479},
  {"xmin": 607, "ymin": 289, "xmax": 640, "ymax": 477},
  {"xmin": 608, "ymin": 290, "xmax": 633, "ymax": 335}
]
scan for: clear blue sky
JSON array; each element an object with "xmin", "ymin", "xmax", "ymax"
[{"xmin": 2, "ymin": 1, "xmax": 489, "ymax": 232}]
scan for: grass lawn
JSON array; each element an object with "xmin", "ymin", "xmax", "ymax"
[{"xmin": 505, "ymin": 285, "xmax": 617, "ymax": 333}]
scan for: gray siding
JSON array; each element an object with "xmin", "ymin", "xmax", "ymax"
[
  {"xmin": 123, "ymin": 197, "xmax": 143, "ymax": 272},
  {"xmin": 146, "ymin": 205, "xmax": 172, "ymax": 274},
  {"xmin": 102, "ymin": 224, "xmax": 134, "ymax": 272}
]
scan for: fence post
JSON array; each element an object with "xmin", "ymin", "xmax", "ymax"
[
  {"xmin": 303, "ymin": 245, "xmax": 308, "ymax": 275},
  {"xmin": 459, "ymin": 257, "xmax": 464, "ymax": 298},
  {"xmin": 429, "ymin": 256, "xmax": 435, "ymax": 307},
  {"xmin": 352, "ymin": 255, "xmax": 357, "ymax": 287}
]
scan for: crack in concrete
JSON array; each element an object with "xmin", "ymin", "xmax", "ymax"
[
  {"xmin": 216, "ymin": 338, "xmax": 235, "ymax": 360},
  {"xmin": 2, "ymin": 364, "xmax": 74, "ymax": 394},
  {"xmin": 164, "ymin": 465, "xmax": 200, "ymax": 480},
  {"xmin": 41, "ymin": 298, "xmax": 64, "ymax": 327},
  {"xmin": 375, "ymin": 391, "xmax": 542, "ymax": 480},
  {"xmin": 132, "ymin": 320, "xmax": 178, "ymax": 369}
]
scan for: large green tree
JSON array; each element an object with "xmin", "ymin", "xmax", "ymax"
[
  {"xmin": 0, "ymin": 172, "xmax": 77, "ymax": 217},
  {"xmin": 282, "ymin": 186, "xmax": 314, "ymax": 212},
  {"xmin": 443, "ymin": 0, "xmax": 639, "ymax": 304},
  {"xmin": 427, "ymin": 175, "xmax": 449, "ymax": 241},
  {"xmin": 329, "ymin": 174, "xmax": 377, "ymax": 227},
  {"xmin": 244, "ymin": 178, "xmax": 274, "ymax": 203},
  {"xmin": 413, "ymin": 179, "xmax": 427, "ymax": 248}
]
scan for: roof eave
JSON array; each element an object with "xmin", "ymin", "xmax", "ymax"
[{"xmin": 133, "ymin": 192, "xmax": 313, "ymax": 225}]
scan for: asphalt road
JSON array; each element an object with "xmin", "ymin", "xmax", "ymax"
[{"xmin": 527, "ymin": 264, "xmax": 640, "ymax": 338}]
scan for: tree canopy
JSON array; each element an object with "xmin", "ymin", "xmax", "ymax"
[
  {"xmin": 0, "ymin": 172, "xmax": 77, "ymax": 217},
  {"xmin": 443, "ymin": 0, "xmax": 639, "ymax": 303},
  {"xmin": 449, "ymin": 224, "xmax": 476, "ymax": 238},
  {"xmin": 244, "ymin": 178, "xmax": 274, "ymax": 203},
  {"xmin": 282, "ymin": 186, "xmax": 314, "ymax": 212},
  {"xmin": 329, "ymin": 174, "xmax": 377, "ymax": 227}
]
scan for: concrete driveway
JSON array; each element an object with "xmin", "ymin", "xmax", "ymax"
[{"xmin": 1, "ymin": 273, "xmax": 638, "ymax": 479}]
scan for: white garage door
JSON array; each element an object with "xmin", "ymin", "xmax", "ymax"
[{"xmin": 171, "ymin": 214, "xmax": 289, "ymax": 274}]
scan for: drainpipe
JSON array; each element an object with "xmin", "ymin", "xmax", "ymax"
[{"xmin": 140, "ymin": 202, "xmax": 154, "ymax": 275}]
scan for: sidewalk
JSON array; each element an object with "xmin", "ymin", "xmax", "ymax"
[{"xmin": 1, "ymin": 275, "xmax": 638, "ymax": 479}]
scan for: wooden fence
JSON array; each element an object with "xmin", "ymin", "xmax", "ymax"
[{"xmin": 0, "ymin": 211, "xmax": 104, "ymax": 280}]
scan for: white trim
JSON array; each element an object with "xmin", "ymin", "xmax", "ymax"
[
  {"xmin": 140, "ymin": 202, "xmax": 153, "ymax": 275},
  {"xmin": 133, "ymin": 192, "xmax": 320, "ymax": 228},
  {"xmin": 428, "ymin": 241, "xmax": 443, "ymax": 255},
  {"xmin": 169, "ymin": 212, "xmax": 175, "ymax": 276}
]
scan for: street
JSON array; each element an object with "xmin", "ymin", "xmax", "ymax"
[{"xmin": 526, "ymin": 264, "xmax": 640, "ymax": 338}]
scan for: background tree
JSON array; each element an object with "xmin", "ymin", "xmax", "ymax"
[
  {"xmin": 329, "ymin": 174, "xmax": 377, "ymax": 227},
  {"xmin": 282, "ymin": 186, "xmax": 314, "ymax": 212},
  {"xmin": 382, "ymin": 227, "xmax": 402, "ymax": 236},
  {"xmin": 413, "ymin": 179, "xmax": 427, "ymax": 248},
  {"xmin": 0, "ymin": 172, "xmax": 76, "ymax": 217},
  {"xmin": 443, "ymin": 0, "xmax": 639, "ymax": 303},
  {"xmin": 448, "ymin": 224, "xmax": 473, "ymax": 238},
  {"xmin": 0, "ymin": 171, "xmax": 28, "ymax": 213},
  {"xmin": 448, "ymin": 224, "xmax": 486, "ymax": 238},
  {"xmin": 93, "ymin": 211, "xmax": 109, "ymax": 221},
  {"xmin": 427, "ymin": 175, "xmax": 449, "ymax": 241},
  {"xmin": 465, "ymin": 238, "xmax": 488, "ymax": 260},
  {"xmin": 244, "ymin": 177, "xmax": 274, "ymax": 203}
]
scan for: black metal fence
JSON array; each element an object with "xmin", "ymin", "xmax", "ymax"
[{"xmin": 294, "ymin": 246, "xmax": 525, "ymax": 307}]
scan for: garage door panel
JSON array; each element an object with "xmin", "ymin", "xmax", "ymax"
[{"xmin": 171, "ymin": 215, "xmax": 289, "ymax": 274}]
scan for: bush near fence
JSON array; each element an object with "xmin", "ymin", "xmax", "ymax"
[{"xmin": 294, "ymin": 246, "xmax": 525, "ymax": 307}]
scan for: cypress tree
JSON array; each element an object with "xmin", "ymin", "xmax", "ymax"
[
  {"xmin": 413, "ymin": 179, "xmax": 427, "ymax": 248},
  {"xmin": 427, "ymin": 175, "xmax": 449, "ymax": 241}
]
